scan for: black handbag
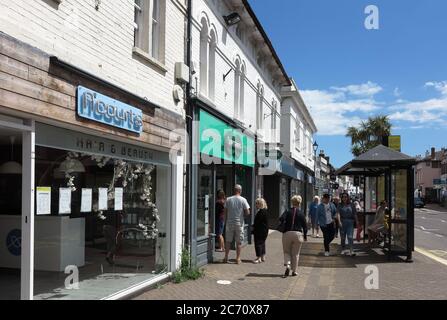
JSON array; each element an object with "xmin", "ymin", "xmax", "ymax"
[{"xmin": 276, "ymin": 220, "xmax": 286, "ymax": 233}]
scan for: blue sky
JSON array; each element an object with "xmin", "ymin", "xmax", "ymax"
[{"xmin": 250, "ymin": 0, "xmax": 447, "ymax": 168}]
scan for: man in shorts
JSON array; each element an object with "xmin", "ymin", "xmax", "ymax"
[{"xmin": 223, "ymin": 184, "xmax": 251, "ymax": 264}]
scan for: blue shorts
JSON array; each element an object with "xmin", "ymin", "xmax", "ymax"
[{"xmin": 215, "ymin": 219, "xmax": 225, "ymax": 236}]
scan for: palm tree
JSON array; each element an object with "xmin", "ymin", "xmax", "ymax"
[{"xmin": 346, "ymin": 115, "xmax": 392, "ymax": 157}]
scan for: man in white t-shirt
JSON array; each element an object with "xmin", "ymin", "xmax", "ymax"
[{"xmin": 223, "ymin": 184, "xmax": 251, "ymax": 264}]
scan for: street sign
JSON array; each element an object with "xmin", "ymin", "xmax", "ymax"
[{"xmin": 264, "ymin": 149, "xmax": 283, "ymax": 160}]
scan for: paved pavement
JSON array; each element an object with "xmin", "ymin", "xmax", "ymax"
[{"xmin": 134, "ymin": 230, "xmax": 447, "ymax": 300}]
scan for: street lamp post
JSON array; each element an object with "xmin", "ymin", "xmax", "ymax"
[{"xmin": 313, "ymin": 141, "xmax": 319, "ymax": 196}]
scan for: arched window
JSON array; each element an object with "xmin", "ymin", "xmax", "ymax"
[
  {"xmin": 239, "ymin": 64, "xmax": 245, "ymax": 119},
  {"xmin": 234, "ymin": 59, "xmax": 241, "ymax": 117},
  {"xmin": 208, "ymin": 30, "xmax": 216, "ymax": 101},
  {"xmin": 256, "ymin": 84, "xmax": 264, "ymax": 130},
  {"xmin": 271, "ymin": 99, "xmax": 277, "ymax": 141},
  {"xmin": 199, "ymin": 19, "xmax": 209, "ymax": 96}
]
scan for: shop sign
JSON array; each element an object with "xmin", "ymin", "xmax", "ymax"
[
  {"xmin": 36, "ymin": 123, "xmax": 170, "ymax": 166},
  {"xmin": 388, "ymin": 135, "xmax": 401, "ymax": 152},
  {"xmin": 199, "ymin": 110, "xmax": 255, "ymax": 167},
  {"xmin": 77, "ymin": 86, "xmax": 143, "ymax": 135},
  {"xmin": 433, "ymin": 178, "xmax": 447, "ymax": 185}
]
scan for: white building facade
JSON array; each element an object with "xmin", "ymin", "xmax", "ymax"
[
  {"xmin": 0, "ymin": 0, "xmax": 187, "ymax": 300},
  {"xmin": 187, "ymin": 0, "xmax": 291, "ymax": 264},
  {"xmin": 280, "ymin": 79, "xmax": 317, "ymax": 214}
]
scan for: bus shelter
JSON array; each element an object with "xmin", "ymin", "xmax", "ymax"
[{"xmin": 335, "ymin": 145, "xmax": 416, "ymax": 262}]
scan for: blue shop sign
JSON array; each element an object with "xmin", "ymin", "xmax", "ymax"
[{"xmin": 77, "ymin": 86, "xmax": 143, "ymax": 134}]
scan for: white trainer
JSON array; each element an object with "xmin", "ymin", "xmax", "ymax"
[{"xmin": 324, "ymin": 251, "xmax": 330, "ymax": 257}]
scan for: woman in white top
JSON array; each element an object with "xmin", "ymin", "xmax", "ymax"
[{"xmin": 367, "ymin": 200, "xmax": 387, "ymax": 246}]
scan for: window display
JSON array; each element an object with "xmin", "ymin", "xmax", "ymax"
[{"xmin": 32, "ymin": 143, "xmax": 171, "ymax": 300}]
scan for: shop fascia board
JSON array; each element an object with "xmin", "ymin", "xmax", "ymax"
[{"xmin": 49, "ymin": 56, "xmax": 184, "ymax": 120}]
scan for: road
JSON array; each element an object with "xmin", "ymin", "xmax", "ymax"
[{"xmin": 415, "ymin": 205, "xmax": 447, "ymax": 262}]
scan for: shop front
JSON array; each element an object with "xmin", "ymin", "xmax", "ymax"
[
  {"xmin": 191, "ymin": 107, "xmax": 256, "ymax": 267},
  {"xmin": 0, "ymin": 34, "xmax": 184, "ymax": 299},
  {"xmin": 262, "ymin": 156, "xmax": 306, "ymax": 228}
]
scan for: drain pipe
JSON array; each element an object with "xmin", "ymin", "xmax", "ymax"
[{"xmin": 184, "ymin": 0, "xmax": 193, "ymax": 254}]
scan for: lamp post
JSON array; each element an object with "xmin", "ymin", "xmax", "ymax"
[{"xmin": 313, "ymin": 141, "xmax": 319, "ymax": 196}]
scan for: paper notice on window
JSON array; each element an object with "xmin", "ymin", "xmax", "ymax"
[
  {"xmin": 81, "ymin": 188, "xmax": 93, "ymax": 213},
  {"xmin": 36, "ymin": 187, "xmax": 51, "ymax": 215},
  {"xmin": 98, "ymin": 188, "xmax": 108, "ymax": 211},
  {"xmin": 58, "ymin": 188, "xmax": 72, "ymax": 214},
  {"xmin": 114, "ymin": 188, "xmax": 123, "ymax": 211}
]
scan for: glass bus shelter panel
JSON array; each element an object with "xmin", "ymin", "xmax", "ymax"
[{"xmin": 390, "ymin": 169, "xmax": 408, "ymax": 251}]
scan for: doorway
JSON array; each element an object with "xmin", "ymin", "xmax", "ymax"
[{"xmin": 0, "ymin": 117, "xmax": 35, "ymax": 300}]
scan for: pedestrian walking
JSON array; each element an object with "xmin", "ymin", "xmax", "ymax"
[
  {"xmin": 252, "ymin": 198, "xmax": 269, "ymax": 264},
  {"xmin": 279, "ymin": 195, "xmax": 308, "ymax": 278},
  {"xmin": 332, "ymin": 196, "xmax": 340, "ymax": 238},
  {"xmin": 309, "ymin": 196, "xmax": 320, "ymax": 238},
  {"xmin": 317, "ymin": 193, "xmax": 337, "ymax": 256},
  {"xmin": 223, "ymin": 184, "xmax": 251, "ymax": 264},
  {"xmin": 215, "ymin": 190, "xmax": 226, "ymax": 252},
  {"xmin": 337, "ymin": 193, "xmax": 358, "ymax": 256}
]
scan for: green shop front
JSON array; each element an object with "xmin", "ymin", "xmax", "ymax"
[{"xmin": 191, "ymin": 108, "xmax": 256, "ymax": 267}]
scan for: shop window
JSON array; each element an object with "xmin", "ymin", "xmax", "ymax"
[{"xmin": 32, "ymin": 145, "xmax": 171, "ymax": 300}]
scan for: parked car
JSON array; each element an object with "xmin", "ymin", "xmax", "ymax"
[{"xmin": 414, "ymin": 197, "xmax": 425, "ymax": 208}]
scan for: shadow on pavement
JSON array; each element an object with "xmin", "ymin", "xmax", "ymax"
[
  {"xmin": 245, "ymin": 273, "xmax": 284, "ymax": 278},
  {"xmin": 299, "ymin": 242, "xmax": 406, "ymax": 268}
]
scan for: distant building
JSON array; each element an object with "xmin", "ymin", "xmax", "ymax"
[{"xmin": 415, "ymin": 147, "xmax": 447, "ymax": 203}]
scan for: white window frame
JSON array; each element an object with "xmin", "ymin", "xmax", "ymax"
[
  {"xmin": 257, "ymin": 89, "xmax": 264, "ymax": 130},
  {"xmin": 134, "ymin": 0, "xmax": 164, "ymax": 64},
  {"xmin": 295, "ymin": 121, "xmax": 301, "ymax": 151}
]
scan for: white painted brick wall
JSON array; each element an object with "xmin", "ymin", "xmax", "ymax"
[
  {"xmin": 0, "ymin": 0, "xmax": 187, "ymax": 115},
  {"xmin": 191, "ymin": 0, "xmax": 282, "ymax": 144}
]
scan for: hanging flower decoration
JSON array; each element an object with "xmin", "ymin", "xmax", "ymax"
[
  {"xmin": 65, "ymin": 173, "xmax": 77, "ymax": 192},
  {"xmin": 61, "ymin": 152, "xmax": 160, "ymax": 240}
]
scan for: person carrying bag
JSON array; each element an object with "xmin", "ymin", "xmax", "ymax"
[{"xmin": 279, "ymin": 195, "xmax": 308, "ymax": 278}]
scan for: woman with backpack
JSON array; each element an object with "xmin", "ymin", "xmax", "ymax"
[{"xmin": 337, "ymin": 193, "xmax": 359, "ymax": 256}]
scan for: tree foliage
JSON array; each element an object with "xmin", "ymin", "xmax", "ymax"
[{"xmin": 346, "ymin": 115, "xmax": 392, "ymax": 157}]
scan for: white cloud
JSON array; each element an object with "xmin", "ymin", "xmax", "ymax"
[
  {"xmin": 331, "ymin": 81, "xmax": 383, "ymax": 97},
  {"xmin": 393, "ymin": 87, "xmax": 401, "ymax": 97},
  {"xmin": 301, "ymin": 83, "xmax": 383, "ymax": 135},
  {"xmin": 389, "ymin": 95, "xmax": 447, "ymax": 127},
  {"xmin": 302, "ymin": 81, "xmax": 447, "ymax": 136},
  {"xmin": 424, "ymin": 81, "xmax": 447, "ymax": 96}
]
